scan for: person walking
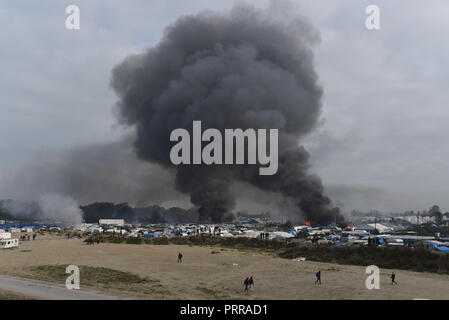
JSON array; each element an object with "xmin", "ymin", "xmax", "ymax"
[
  {"xmin": 391, "ymin": 272, "xmax": 397, "ymax": 285},
  {"xmin": 248, "ymin": 276, "xmax": 254, "ymax": 290},
  {"xmin": 243, "ymin": 277, "xmax": 250, "ymax": 293},
  {"xmin": 315, "ymin": 270, "xmax": 321, "ymax": 285},
  {"xmin": 178, "ymin": 252, "xmax": 183, "ymax": 263}
]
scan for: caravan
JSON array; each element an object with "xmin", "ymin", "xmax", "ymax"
[{"xmin": 0, "ymin": 238, "xmax": 19, "ymax": 249}]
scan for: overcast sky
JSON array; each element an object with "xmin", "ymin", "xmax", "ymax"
[{"xmin": 1, "ymin": 0, "xmax": 448, "ymax": 213}]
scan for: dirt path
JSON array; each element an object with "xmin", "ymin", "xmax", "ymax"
[{"xmin": 0, "ymin": 274, "xmax": 124, "ymax": 300}]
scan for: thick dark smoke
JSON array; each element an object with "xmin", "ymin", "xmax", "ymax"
[{"xmin": 111, "ymin": 3, "xmax": 342, "ymax": 225}]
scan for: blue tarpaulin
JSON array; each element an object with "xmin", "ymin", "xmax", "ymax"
[
  {"xmin": 426, "ymin": 243, "xmax": 437, "ymax": 249},
  {"xmin": 143, "ymin": 233, "xmax": 159, "ymax": 238},
  {"xmin": 287, "ymin": 230, "xmax": 296, "ymax": 236},
  {"xmin": 425, "ymin": 243, "xmax": 449, "ymax": 253},
  {"xmin": 435, "ymin": 246, "xmax": 449, "ymax": 253}
]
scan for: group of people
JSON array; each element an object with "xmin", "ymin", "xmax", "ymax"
[
  {"xmin": 175, "ymin": 253, "xmax": 397, "ymax": 294},
  {"xmin": 20, "ymin": 234, "xmax": 36, "ymax": 241},
  {"xmin": 176, "ymin": 253, "xmax": 257, "ymax": 294},
  {"xmin": 259, "ymin": 233, "xmax": 270, "ymax": 240},
  {"xmin": 243, "ymin": 276, "xmax": 254, "ymax": 293},
  {"xmin": 176, "ymin": 252, "xmax": 257, "ymax": 294}
]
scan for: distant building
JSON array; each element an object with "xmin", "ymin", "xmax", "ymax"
[{"xmin": 99, "ymin": 219, "xmax": 125, "ymax": 227}]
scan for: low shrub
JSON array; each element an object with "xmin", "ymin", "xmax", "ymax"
[{"xmin": 88, "ymin": 234, "xmax": 449, "ymax": 274}]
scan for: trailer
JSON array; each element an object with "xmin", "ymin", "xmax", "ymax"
[{"xmin": 0, "ymin": 238, "xmax": 19, "ymax": 249}]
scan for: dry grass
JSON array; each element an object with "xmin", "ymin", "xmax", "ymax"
[
  {"xmin": 0, "ymin": 290, "xmax": 37, "ymax": 300},
  {"xmin": 26, "ymin": 265, "xmax": 168, "ymax": 297}
]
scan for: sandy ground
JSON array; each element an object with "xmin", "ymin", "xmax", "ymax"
[{"xmin": 0, "ymin": 235, "xmax": 448, "ymax": 300}]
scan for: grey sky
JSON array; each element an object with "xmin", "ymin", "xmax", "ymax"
[{"xmin": 0, "ymin": 0, "xmax": 448, "ymax": 213}]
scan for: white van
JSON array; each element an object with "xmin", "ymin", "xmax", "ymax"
[{"xmin": 0, "ymin": 239, "xmax": 19, "ymax": 248}]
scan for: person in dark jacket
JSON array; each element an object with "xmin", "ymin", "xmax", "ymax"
[
  {"xmin": 391, "ymin": 272, "xmax": 397, "ymax": 285},
  {"xmin": 248, "ymin": 276, "xmax": 254, "ymax": 289},
  {"xmin": 243, "ymin": 277, "xmax": 250, "ymax": 293},
  {"xmin": 315, "ymin": 270, "xmax": 321, "ymax": 285},
  {"xmin": 178, "ymin": 252, "xmax": 183, "ymax": 263}
]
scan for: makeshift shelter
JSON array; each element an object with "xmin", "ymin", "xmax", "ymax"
[
  {"xmin": 143, "ymin": 233, "xmax": 159, "ymax": 238},
  {"xmin": 435, "ymin": 246, "xmax": 449, "ymax": 253}
]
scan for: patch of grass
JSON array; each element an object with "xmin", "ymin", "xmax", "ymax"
[
  {"xmin": 152, "ymin": 237, "xmax": 169, "ymax": 245},
  {"xmin": 27, "ymin": 265, "xmax": 168, "ymax": 297},
  {"xmin": 30, "ymin": 265, "xmax": 147, "ymax": 284},
  {"xmin": 196, "ymin": 287, "xmax": 216, "ymax": 295},
  {"xmin": 195, "ymin": 286, "xmax": 230, "ymax": 299},
  {"xmin": 324, "ymin": 267, "xmax": 340, "ymax": 272},
  {"xmin": 20, "ymin": 250, "xmax": 32, "ymax": 253},
  {"xmin": 0, "ymin": 290, "xmax": 37, "ymax": 300},
  {"xmin": 210, "ymin": 250, "xmax": 220, "ymax": 254},
  {"xmin": 279, "ymin": 244, "xmax": 449, "ymax": 274},
  {"xmin": 126, "ymin": 237, "xmax": 143, "ymax": 245}
]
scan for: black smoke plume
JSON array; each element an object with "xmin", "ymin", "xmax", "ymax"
[{"xmin": 111, "ymin": 3, "xmax": 342, "ymax": 225}]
